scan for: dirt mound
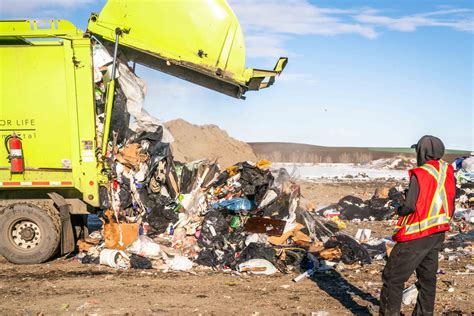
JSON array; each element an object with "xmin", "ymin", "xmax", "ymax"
[{"xmin": 164, "ymin": 119, "xmax": 257, "ymax": 168}]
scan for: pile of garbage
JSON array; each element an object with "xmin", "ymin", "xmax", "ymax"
[
  {"xmin": 76, "ymin": 156, "xmax": 353, "ymax": 274},
  {"xmin": 453, "ymin": 156, "xmax": 474, "ymax": 185},
  {"xmin": 451, "ymin": 156, "xmax": 474, "ymax": 232},
  {"xmin": 316, "ymin": 186, "xmax": 404, "ymax": 222}
]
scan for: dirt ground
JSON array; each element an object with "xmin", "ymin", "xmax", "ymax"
[{"xmin": 0, "ymin": 180, "xmax": 472, "ymax": 315}]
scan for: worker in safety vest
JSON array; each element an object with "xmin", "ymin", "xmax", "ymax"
[{"xmin": 380, "ymin": 135, "xmax": 456, "ymax": 315}]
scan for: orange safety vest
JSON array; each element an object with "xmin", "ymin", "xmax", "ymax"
[{"xmin": 393, "ymin": 160, "xmax": 455, "ymax": 242}]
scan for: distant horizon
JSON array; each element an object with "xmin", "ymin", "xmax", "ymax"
[
  {"xmin": 166, "ymin": 118, "xmax": 472, "ymax": 152},
  {"xmin": 247, "ymin": 141, "xmax": 471, "ymax": 153}
]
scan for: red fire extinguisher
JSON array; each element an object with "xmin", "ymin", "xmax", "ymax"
[{"xmin": 5, "ymin": 133, "xmax": 24, "ymax": 173}]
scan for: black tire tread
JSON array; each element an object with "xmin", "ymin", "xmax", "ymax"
[{"xmin": 0, "ymin": 202, "xmax": 61, "ymax": 264}]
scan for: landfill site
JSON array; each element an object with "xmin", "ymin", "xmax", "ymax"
[{"xmin": 0, "ymin": 0, "xmax": 473, "ymax": 315}]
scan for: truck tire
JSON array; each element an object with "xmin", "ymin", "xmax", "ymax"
[{"xmin": 0, "ymin": 203, "xmax": 61, "ymax": 264}]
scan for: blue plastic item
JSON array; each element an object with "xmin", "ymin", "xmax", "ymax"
[{"xmin": 212, "ymin": 198, "xmax": 254, "ymax": 212}]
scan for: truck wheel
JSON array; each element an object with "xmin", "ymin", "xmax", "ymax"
[{"xmin": 0, "ymin": 203, "xmax": 60, "ymax": 264}]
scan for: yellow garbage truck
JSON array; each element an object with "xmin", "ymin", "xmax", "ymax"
[{"xmin": 0, "ymin": 0, "xmax": 287, "ymax": 264}]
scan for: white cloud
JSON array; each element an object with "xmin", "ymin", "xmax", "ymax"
[
  {"xmin": 245, "ymin": 34, "xmax": 289, "ymax": 58},
  {"xmin": 230, "ymin": 0, "xmax": 378, "ymax": 38},
  {"xmin": 228, "ymin": 0, "xmax": 473, "ymax": 58},
  {"xmin": 228, "ymin": 0, "xmax": 379, "ymax": 58},
  {"xmin": 354, "ymin": 9, "xmax": 474, "ymax": 33}
]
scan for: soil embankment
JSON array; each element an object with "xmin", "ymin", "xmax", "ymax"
[{"xmin": 164, "ymin": 119, "xmax": 257, "ymax": 168}]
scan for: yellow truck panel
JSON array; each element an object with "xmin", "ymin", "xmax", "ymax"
[
  {"xmin": 88, "ymin": 0, "xmax": 287, "ymax": 99},
  {"xmin": 0, "ymin": 22, "xmax": 99, "ymax": 206}
]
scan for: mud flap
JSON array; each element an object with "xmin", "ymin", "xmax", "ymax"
[{"xmin": 47, "ymin": 193, "xmax": 75, "ymax": 255}]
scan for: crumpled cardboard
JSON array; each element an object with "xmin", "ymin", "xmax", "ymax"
[
  {"xmin": 319, "ymin": 247, "xmax": 342, "ymax": 261},
  {"xmin": 116, "ymin": 143, "xmax": 149, "ymax": 170},
  {"xmin": 104, "ymin": 222, "xmax": 139, "ymax": 250},
  {"xmin": 268, "ymin": 223, "xmax": 311, "ymax": 245}
]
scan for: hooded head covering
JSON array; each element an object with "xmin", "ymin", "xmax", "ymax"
[{"xmin": 411, "ymin": 135, "xmax": 445, "ymax": 166}]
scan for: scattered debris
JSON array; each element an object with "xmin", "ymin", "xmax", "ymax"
[{"xmin": 402, "ymin": 284, "xmax": 418, "ymax": 305}]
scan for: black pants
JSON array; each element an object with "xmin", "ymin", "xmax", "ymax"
[{"xmin": 380, "ymin": 232, "xmax": 445, "ymax": 316}]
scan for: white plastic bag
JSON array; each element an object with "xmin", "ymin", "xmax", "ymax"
[
  {"xmin": 117, "ymin": 61, "xmax": 173, "ymax": 142},
  {"xmin": 181, "ymin": 190, "xmax": 207, "ymax": 215},
  {"xmin": 127, "ymin": 235, "xmax": 161, "ymax": 258},
  {"xmin": 462, "ymin": 157, "xmax": 474, "ymax": 172},
  {"xmin": 402, "ymin": 284, "xmax": 418, "ymax": 305},
  {"xmin": 169, "ymin": 255, "xmax": 193, "ymax": 271},
  {"xmin": 258, "ymin": 189, "xmax": 278, "ymax": 208},
  {"xmin": 238, "ymin": 259, "xmax": 277, "ymax": 275},
  {"xmin": 245, "ymin": 234, "xmax": 268, "ymax": 246}
]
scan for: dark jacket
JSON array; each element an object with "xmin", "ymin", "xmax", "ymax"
[{"xmin": 398, "ymin": 135, "xmax": 454, "ymax": 216}]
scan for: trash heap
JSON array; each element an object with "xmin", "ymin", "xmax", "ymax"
[
  {"xmin": 439, "ymin": 168, "xmax": 473, "ymax": 276},
  {"xmin": 77, "ymin": 155, "xmax": 348, "ymax": 274},
  {"xmin": 451, "ymin": 155, "xmax": 474, "ymax": 232},
  {"xmin": 316, "ymin": 187, "xmax": 404, "ymax": 222},
  {"xmin": 453, "ymin": 156, "xmax": 474, "ymax": 185}
]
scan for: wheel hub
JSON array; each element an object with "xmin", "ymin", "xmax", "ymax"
[
  {"xmin": 19, "ymin": 227, "xmax": 35, "ymax": 241},
  {"xmin": 11, "ymin": 220, "xmax": 41, "ymax": 250}
]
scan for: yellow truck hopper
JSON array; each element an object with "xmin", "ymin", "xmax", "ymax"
[{"xmin": 88, "ymin": 0, "xmax": 287, "ymax": 99}]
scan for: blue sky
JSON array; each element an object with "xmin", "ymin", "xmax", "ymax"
[{"xmin": 1, "ymin": 0, "xmax": 473, "ymax": 150}]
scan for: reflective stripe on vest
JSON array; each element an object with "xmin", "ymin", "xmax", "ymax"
[
  {"xmin": 400, "ymin": 213, "xmax": 450, "ymax": 235},
  {"xmin": 420, "ymin": 162, "xmax": 450, "ymax": 219},
  {"xmin": 394, "ymin": 162, "xmax": 451, "ymax": 236}
]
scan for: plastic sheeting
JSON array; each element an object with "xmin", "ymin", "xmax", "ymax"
[
  {"xmin": 116, "ymin": 60, "xmax": 173, "ymax": 143},
  {"xmin": 462, "ymin": 157, "xmax": 474, "ymax": 172}
]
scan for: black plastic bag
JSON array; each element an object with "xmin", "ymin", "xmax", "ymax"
[
  {"xmin": 195, "ymin": 249, "xmax": 219, "ymax": 267},
  {"xmin": 367, "ymin": 197, "xmax": 389, "ymax": 209},
  {"xmin": 237, "ymin": 242, "xmax": 275, "ymax": 264},
  {"xmin": 262, "ymin": 192, "xmax": 290, "ymax": 219},
  {"xmin": 179, "ymin": 164, "xmax": 195, "ymax": 194},
  {"xmin": 338, "ymin": 195, "xmax": 364, "ymax": 207},
  {"xmin": 339, "ymin": 204, "xmax": 370, "ymax": 220},
  {"xmin": 273, "ymin": 168, "xmax": 291, "ymax": 187},
  {"xmin": 110, "ymin": 86, "xmax": 131, "ymax": 144},
  {"xmin": 145, "ymin": 193, "xmax": 174, "ymax": 210},
  {"xmin": 388, "ymin": 187, "xmax": 405, "ymax": 205},
  {"xmin": 132, "ymin": 126, "xmax": 163, "ymax": 147},
  {"xmin": 195, "ymin": 248, "xmax": 238, "ymax": 269},
  {"xmin": 198, "ymin": 210, "xmax": 228, "ymax": 249},
  {"xmin": 118, "ymin": 177, "xmax": 132, "ymax": 210},
  {"xmin": 366, "ymin": 197, "xmax": 394, "ymax": 220},
  {"xmin": 324, "ymin": 234, "xmax": 371, "ymax": 264},
  {"xmin": 130, "ymin": 254, "xmax": 152, "ymax": 269},
  {"xmin": 237, "ymin": 162, "xmax": 274, "ymax": 205},
  {"xmin": 315, "ymin": 204, "xmax": 339, "ymax": 217},
  {"xmin": 363, "ymin": 242, "xmax": 387, "ymax": 258},
  {"xmin": 146, "ymin": 205, "xmax": 178, "ymax": 236},
  {"xmin": 81, "ymin": 254, "xmax": 99, "ymax": 264},
  {"xmin": 211, "ymin": 170, "xmax": 230, "ymax": 188},
  {"xmin": 99, "ymin": 186, "xmax": 111, "ymax": 210}
]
